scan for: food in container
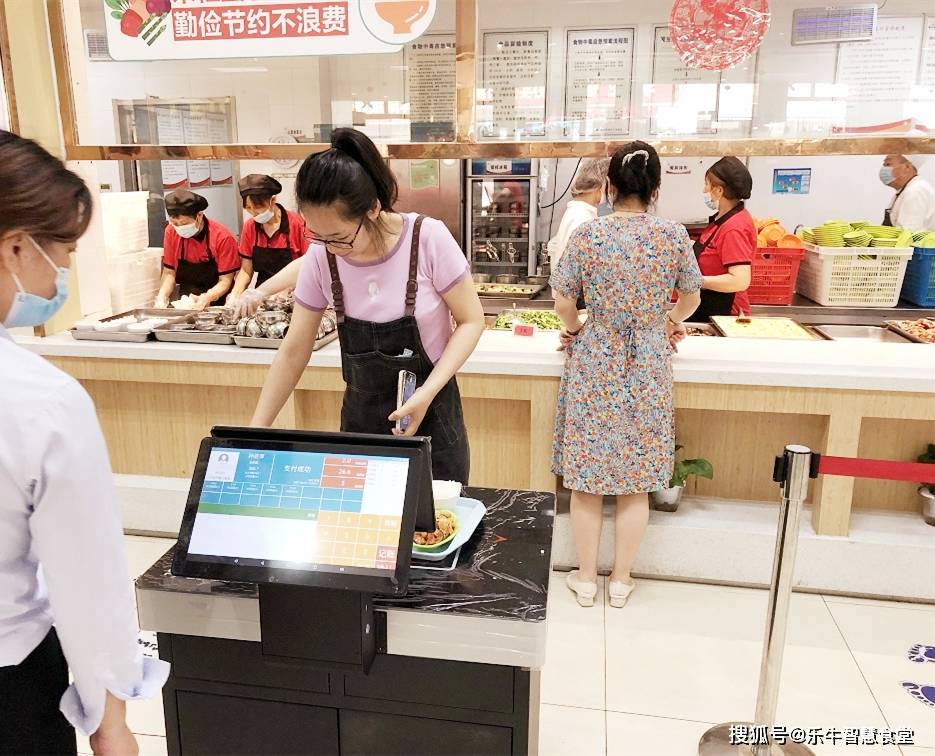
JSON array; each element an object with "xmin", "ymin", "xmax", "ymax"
[
  {"xmin": 412, "ymin": 509, "xmax": 459, "ymax": 551},
  {"xmin": 711, "ymin": 315, "xmax": 818, "ymax": 340},
  {"xmin": 888, "ymin": 318, "xmax": 935, "ymax": 344},
  {"xmin": 493, "ymin": 309, "xmax": 562, "ymax": 331}
]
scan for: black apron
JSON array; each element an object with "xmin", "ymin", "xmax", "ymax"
[
  {"xmin": 882, "ymin": 176, "xmax": 916, "ymax": 226},
  {"xmin": 176, "ymin": 222, "xmax": 220, "ymax": 297},
  {"xmin": 253, "ymin": 205, "xmax": 295, "ymax": 285},
  {"xmin": 692, "ymin": 202, "xmax": 746, "ymax": 322},
  {"xmin": 327, "ymin": 215, "xmax": 470, "ymax": 485}
]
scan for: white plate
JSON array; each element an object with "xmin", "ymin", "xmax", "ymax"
[{"xmin": 411, "ymin": 496, "xmax": 486, "ymax": 562}]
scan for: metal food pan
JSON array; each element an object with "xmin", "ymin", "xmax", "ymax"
[
  {"xmin": 812, "ymin": 324, "xmax": 912, "ymax": 343},
  {"xmin": 233, "ymin": 330, "xmax": 338, "ymax": 351},
  {"xmin": 884, "ymin": 320, "xmax": 935, "ymax": 344},
  {"xmin": 710, "ymin": 316, "xmax": 826, "ymax": 340},
  {"xmin": 684, "ymin": 322, "xmax": 719, "ymax": 336},
  {"xmin": 475, "ymin": 284, "xmax": 544, "ymax": 299},
  {"xmin": 70, "ymin": 308, "xmax": 192, "ymax": 342}
]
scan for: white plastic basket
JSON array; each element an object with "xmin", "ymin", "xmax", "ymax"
[
  {"xmin": 107, "ymin": 248, "xmax": 162, "ymax": 312},
  {"xmin": 797, "ymin": 244, "xmax": 914, "ymax": 307},
  {"xmin": 100, "ymin": 191, "xmax": 149, "ymax": 257}
]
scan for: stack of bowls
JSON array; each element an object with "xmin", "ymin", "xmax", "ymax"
[
  {"xmin": 800, "ymin": 227, "xmax": 815, "ymax": 244},
  {"xmin": 843, "ymin": 229, "xmax": 872, "ymax": 247},
  {"xmin": 813, "ymin": 221, "xmax": 850, "ymax": 247}
]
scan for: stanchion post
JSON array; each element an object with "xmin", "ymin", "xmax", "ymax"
[{"xmin": 698, "ymin": 445, "xmax": 819, "ymax": 756}]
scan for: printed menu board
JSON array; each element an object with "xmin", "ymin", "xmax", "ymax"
[
  {"xmin": 480, "ymin": 31, "xmax": 549, "ymax": 139},
  {"xmin": 182, "ymin": 109, "xmax": 212, "ymax": 189},
  {"xmin": 650, "ymin": 26, "xmax": 720, "ymax": 135},
  {"xmin": 835, "ymin": 16, "xmax": 924, "ymax": 131},
  {"xmin": 405, "ymin": 34, "xmax": 456, "ymax": 142},
  {"xmin": 564, "ymin": 28, "xmax": 635, "ymax": 138}
]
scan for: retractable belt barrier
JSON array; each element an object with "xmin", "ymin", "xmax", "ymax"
[{"xmin": 699, "ymin": 447, "xmax": 929, "ymax": 756}]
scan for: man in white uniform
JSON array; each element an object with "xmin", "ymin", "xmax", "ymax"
[{"xmin": 880, "ymin": 155, "xmax": 935, "ymax": 230}]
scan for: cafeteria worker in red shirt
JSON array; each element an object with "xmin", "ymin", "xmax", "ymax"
[
  {"xmin": 228, "ymin": 174, "xmax": 308, "ymax": 304},
  {"xmin": 154, "ymin": 189, "xmax": 239, "ymax": 309},
  {"xmin": 693, "ymin": 156, "xmax": 756, "ymax": 320}
]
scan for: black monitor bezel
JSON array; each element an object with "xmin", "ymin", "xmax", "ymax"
[
  {"xmin": 210, "ymin": 426, "xmax": 436, "ymax": 532},
  {"xmin": 172, "ymin": 435, "xmax": 427, "ymax": 595}
]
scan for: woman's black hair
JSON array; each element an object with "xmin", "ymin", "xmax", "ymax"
[
  {"xmin": 706, "ymin": 156, "xmax": 752, "ymax": 201},
  {"xmin": 607, "ymin": 140, "xmax": 661, "ymax": 207},
  {"xmin": 295, "ymin": 128, "xmax": 397, "ymax": 220}
]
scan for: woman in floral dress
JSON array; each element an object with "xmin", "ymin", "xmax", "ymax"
[{"xmin": 550, "ymin": 141, "xmax": 702, "ymax": 609}]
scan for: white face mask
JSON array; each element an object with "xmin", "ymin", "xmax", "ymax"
[
  {"xmin": 253, "ymin": 207, "xmax": 274, "ymax": 224},
  {"xmin": 174, "ymin": 220, "xmax": 199, "ymax": 238},
  {"xmin": 703, "ymin": 192, "xmax": 718, "ymax": 212}
]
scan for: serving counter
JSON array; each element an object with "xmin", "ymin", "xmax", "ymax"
[
  {"xmin": 136, "ymin": 487, "xmax": 553, "ymax": 756},
  {"xmin": 16, "ymin": 329, "xmax": 935, "ymax": 537}
]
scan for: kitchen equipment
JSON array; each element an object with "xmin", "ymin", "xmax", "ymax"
[
  {"xmin": 472, "ymin": 272, "xmax": 491, "ymax": 284},
  {"xmin": 466, "ymin": 160, "xmax": 539, "ymax": 278},
  {"xmin": 710, "ymin": 316, "xmax": 821, "ymax": 340},
  {"xmin": 884, "ymin": 319, "xmax": 935, "ymax": 344},
  {"xmin": 812, "ymin": 325, "xmax": 911, "ymax": 343},
  {"xmin": 495, "ymin": 274, "xmax": 520, "ymax": 284},
  {"xmin": 70, "ymin": 309, "xmax": 190, "ymax": 343},
  {"xmin": 524, "ymin": 275, "xmax": 549, "ymax": 286}
]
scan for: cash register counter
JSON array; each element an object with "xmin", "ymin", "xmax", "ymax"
[{"xmin": 136, "ymin": 487, "xmax": 554, "ymax": 756}]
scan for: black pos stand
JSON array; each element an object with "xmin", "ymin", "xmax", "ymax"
[{"xmin": 173, "ymin": 427, "xmax": 437, "ymax": 676}]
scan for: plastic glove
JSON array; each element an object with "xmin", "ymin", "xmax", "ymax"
[
  {"xmin": 233, "ymin": 288, "xmax": 266, "ymax": 319},
  {"xmin": 154, "ymin": 295, "xmax": 168, "ymax": 309}
]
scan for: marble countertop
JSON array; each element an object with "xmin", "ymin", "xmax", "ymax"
[
  {"xmin": 16, "ymin": 328, "xmax": 935, "ymax": 391},
  {"xmin": 135, "ymin": 488, "xmax": 555, "ymax": 668}
]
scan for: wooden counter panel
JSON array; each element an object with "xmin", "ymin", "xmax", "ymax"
[
  {"xmin": 462, "ymin": 398, "xmax": 530, "ymax": 490},
  {"xmin": 854, "ymin": 417, "xmax": 933, "ymax": 514},
  {"xmin": 676, "ymin": 409, "xmax": 827, "ymax": 503},
  {"xmin": 82, "ymin": 380, "xmax": 260, "ymax": 478}
]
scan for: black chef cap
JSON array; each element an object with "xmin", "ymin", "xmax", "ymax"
[
  {"xmin": 707, "ymin": 156, "xmax": 753, "ymax": 200},
  {"xmin": 238, "ymin": 174, "xmax": 283, "ymax": 199},
  {"xmin": 164, "ymin": 189, "xmax": 209, "ymax": 217}
]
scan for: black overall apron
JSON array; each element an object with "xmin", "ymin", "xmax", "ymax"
[
  {"xmin": 326, "ymin": 215, "xmax": 470, "ymax": 485},
  {"xmin": 176, "ymin": 222, "xmax": 220, "ymax": 297},
  {"xmin": 692, "ymin": 202, "xmax": 746, "ymax": 322},
  {"xmin": 253, "ymin": 205, "xmax": 295, "ymax": 286},
  {"xmin": 882, "ymin": 176, "xmax": 916, "ymax": 226}
]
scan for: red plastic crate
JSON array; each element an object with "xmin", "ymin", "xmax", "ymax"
[{"xmin": 748, "ymin": 247, "xmax": 805, "ymax": 305}]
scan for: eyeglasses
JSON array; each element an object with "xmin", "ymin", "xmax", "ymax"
[{"xmin": 307, "ymin": 217, "xmax": 364, "ymax": 250}]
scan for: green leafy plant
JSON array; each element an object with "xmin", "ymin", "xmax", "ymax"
[
  {"xmin": 669, "ymin": 444, "xmax": 714, "ymax": 489},
  {"xmin": 918, "ymin": 444, "xmax": 935, "ymax": 495}
]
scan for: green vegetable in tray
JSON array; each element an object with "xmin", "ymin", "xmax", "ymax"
[{"xmin": 494, "ymin": 310, "xmax": 563, "ymax": 331}]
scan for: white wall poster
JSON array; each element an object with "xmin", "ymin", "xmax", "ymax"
[
  {"xmin": 563, "ymin": 28, "xmax": 635, "ymax": 139},
  {"xmin": 649, "ymin": 25, "xmax": 720, "ymax": 135},
  {"xmin": 479, "ymin": 30, "xmax": 549, "ymax": 139},
  {"xmin": 405, "ymin": 33, "xmax": 456, "ymax": 142}
]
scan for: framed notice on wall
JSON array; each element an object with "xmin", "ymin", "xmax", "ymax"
[
  {"xmin": 564, "ymin": 28, "xmax": 635, "ymax": 139},
  {"xmin": 479, "ymin": 30, "xmax": 549, "ymax": 139},
  {"xmin": 650, "ymin": 25, "xmax": 720, "ymax": 135},
  {"xmin": 405, "ymin": 34, "xmax": 456, "ymax": 142},
  {"xmin": 835, "ymin": 16, "xmax": 924, "ymax": 131}
]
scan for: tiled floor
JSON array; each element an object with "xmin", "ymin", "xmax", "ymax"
[{"xmin": 81, "ymin": 537, "xmax": 935, "ymax": 756}]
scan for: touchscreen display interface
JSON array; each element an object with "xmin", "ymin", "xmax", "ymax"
[{"xmin": 187, "ymin": 448, "xmax": 409, "ymax": 577}]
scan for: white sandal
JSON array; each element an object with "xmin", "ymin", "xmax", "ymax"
[
  {"xmin": 608, "ymin": 578, "xmax": 636, "ymax": 608},
  {"xmin": 566, "ymin": 570, "xmax": 598, "ymax": 607}
]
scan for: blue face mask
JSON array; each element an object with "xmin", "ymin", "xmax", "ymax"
[
  {"xmin": 703, "ymin": 192, "xmax": 718, "ymax": 212},
  {"xmin": 3, "ymin": 236, "xmax": 70, "ymax": 328},
  {"xmin": 879, "ymin": 166, "xmax": 895, "ymax": 186}
]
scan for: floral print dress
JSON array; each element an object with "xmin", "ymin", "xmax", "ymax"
[{"xmin": 550, "ymin": 214, "xmax": 703, "ymax": 495}]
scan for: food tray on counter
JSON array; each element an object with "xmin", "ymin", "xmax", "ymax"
[
  {"xmin": 710, "ymin": 315, "xmax": 825, "ymax": 340},
  {"xmin": 153, "ymin": 317, "xmax": 237, "ymax": 345},
  {"xmin": 811, "ymin": 325, "xmax": 912, "ymax": 344},
  {"xmin": 475, "ymin": 283, "xmax": 545, "ymax": 299},
  {"xmin": 70, "ymin": 308, "xmax": 192, "ymax": 343},
  {"xmin": 884, "ymin": 318, "xmax": 935, "ymax": 344},
  {"xmin": 684, "ymin": 322, "xmax": 718, "ymax": 337},
  {"xmin": 492, "ymin": 308, "xmax": 562, "ymax": 331},
  {"xmin": 233, "ymin": 330, "xmax": 338, "ymax": 350}
]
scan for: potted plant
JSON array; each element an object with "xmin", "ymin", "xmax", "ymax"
[
  {"xmin": 918, "ymin": 444, "xmax": 935, "ymax": 526},
  {"xmin": 650, "ymin": 445, "xmax": 714, "ymax": 512}
]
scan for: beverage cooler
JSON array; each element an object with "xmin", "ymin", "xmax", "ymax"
[{"xmin": 465, "ymin": 160, "xmax": 539, "ymax": 278}]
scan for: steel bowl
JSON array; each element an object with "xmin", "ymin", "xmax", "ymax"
[
  {"xmin": 525, "ymin": 275, "xmax": 549, "ymax": 286},
  {"xmin": 256, "ymin": 310, "xmax": 287, "ymax": 326},
  {"xmin": 472, "ymin": 273, "xmax": 491, "ymax": 283},
  {"xmin": 495, "ymin": 274, "xmax": 520, "ymax": 284}
]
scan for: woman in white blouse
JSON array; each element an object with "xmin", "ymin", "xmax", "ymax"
[
  {"xmin": 547, "ymin": 158, "xmax": 611, "ymax": 271},
  {"xmin": 0, "ymin": 132, "xmax": 168, "ymax": 755}
]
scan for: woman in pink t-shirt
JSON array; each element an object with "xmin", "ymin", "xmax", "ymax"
[{"xmin": 250, "ymin": 128, "xmax": 485, "ymax": 484}]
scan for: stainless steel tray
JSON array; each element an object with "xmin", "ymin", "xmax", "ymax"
[
  {"xmin": 710, "ymin": 315, "xmax": 827, "ymax": 340},
  {"xmin": 684, "ymin": 322, "xmax": 719, "ymax": 336},
  {"xmin": 884, "ymin": 320, "xmax": 935, "ymax": 344},
  {"xmin": 233, "ymin": 330, "xmax": 338, "ymax": 351},
  {"xmin": 813, "ymin": 324, "xmax": 912, "ymax": 343},
  {"xmin": 475, "ymin": 283, "xmax": 545, "ymax": 300},
  {"xmin": 70, "ymin": 309, "xmax": 192, "ymax": 343}
]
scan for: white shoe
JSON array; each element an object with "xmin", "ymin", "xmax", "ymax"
[
  {"xmin": 566, "ymin": 570, "xmax": 597, "ymax": 607},
  {"xmin": 608, "ymin": 578, "xmax": 635, "ymax": 608}
]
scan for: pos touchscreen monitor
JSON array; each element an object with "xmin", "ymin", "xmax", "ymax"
[{"xmin": 172, "ymin": 430, "xmax": 432, "ymax": 595}]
